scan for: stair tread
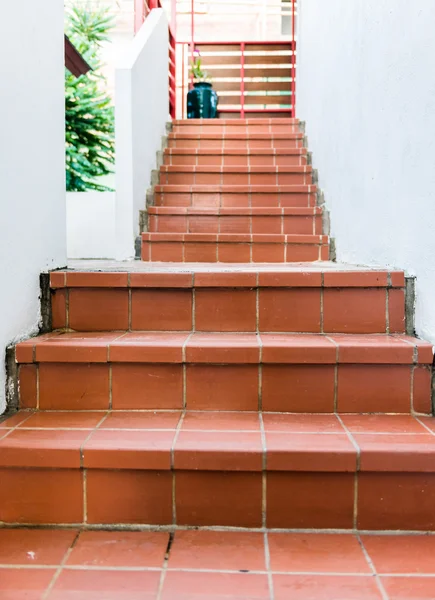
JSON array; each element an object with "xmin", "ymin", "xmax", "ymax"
[
  {"xmin": 154, "ymin": 184, "xmax": 316, "ymax": 192},
  {"xmin": 2, "ymin": 411, "xmax": 435, "ymax": 473},
  {"xmin": 148, "ymin": 206, "xmax": 321, "ymax": 215},
  {"xmin": 160, "ymin": 165, "xmax": 312, "ymax": 173},
  {"xmin": 16, "ymin": 332, "xmax": 433, "ymax": 365},
  {"xmin": 142, "ymin": 233, "xmax": 327, "ymax": 243}
]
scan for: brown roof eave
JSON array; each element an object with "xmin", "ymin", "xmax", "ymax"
[{"xmin": 64, "ymin": 35, "xmax": 92, "ymax": 77}]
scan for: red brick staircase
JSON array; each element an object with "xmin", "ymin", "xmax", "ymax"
[{"xmin": 1, "ymin": 118, "xmax": 435, "ymax": 598}]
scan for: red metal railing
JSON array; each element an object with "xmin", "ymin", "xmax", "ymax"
[{"xmin": 135, "ymin": 0, "xmax": 297, "ymax": 120}]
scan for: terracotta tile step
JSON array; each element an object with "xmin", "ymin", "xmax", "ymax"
[
  {"xmin": 153, "ymin": 184, "xmax": 317, "ymax": 209},
  {"xmin": 159, "ymin": 165, "xmax": 313, "ymax": 186},
  {"xmin": 16, "ymin": 333, "xmax": 432, "ymax": 414},
  {"xmin": 50, "ymin": 268, "xmax": 406, "ymax": 334},
  {"xmin": 167, "ymin": 132, "xmax": 304, "ymax": 150},
  {"xmin": 172, "ymin": 117, "xmax": 301, "ymax": 134},
  {"xmin": 141, "ymin": 233, "xmax": 329, "ymax": 262},
  {"xmin": 148, "ymin": 207, "xmax": 323, "ymax": 235},
  {"xmin": 1, "ymin": 530, "xmax": 435, "ymax": 600},
  {"xmin": 2, "ymin": 413, "xmax": 435, "ymax": 529},
  {"xmin": 164, "ymin": 147, "xmax": 308, "ymax": 167}
]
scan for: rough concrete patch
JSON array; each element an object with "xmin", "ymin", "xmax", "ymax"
[
  {"xmin": 39, "ymin": 273, "xmax": 52, "ymax": 334},
  {"xmin": 322, "ymin": 210, "xmax": 331, "ymax": 236},
  {"xmin": 5, "ymin": 345, "xmax": 18, "ymax": 414},
  {"xmin": 405, "ymin": 277, "xmax": 416, "ymax": 336},
  {"xmin": 329, "ymin": 238, "xmax": 337, "ymax": 262},
  {"xmin": 135, "ymin": 236, "xmax": 142, "ymax": 260}
]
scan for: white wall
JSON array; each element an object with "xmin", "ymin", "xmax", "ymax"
[
  {"xmin": 67, "ymin": 193, "xmax": 116, "ymax": 259},
  {"xmin": 0, "ymin": 1, "xmax": 67, "ymax": 413},
  {"xmin": 115, "ymin": 8, "xmax": 169, "ymax": 259},
  {"xmin": 297, "ymin": 0, "xmax": 435, "ymax": 343}
]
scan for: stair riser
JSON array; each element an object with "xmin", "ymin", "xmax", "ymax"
[
  {"xmin": 149, "ymin": 214, "xmax": 322, "ymax": 235},
  {"xmin": 19, "ymin": 363, "xmax": 430, "ymax": 413},
  {"xmin": 154, "ymin": 192, "xmax": 316, "ymax": 209},
  {"xmin": 51, "ymin": 287, "xmax": 405, "ymax": 334},
  {"xmin": 3, "ymin": 467, "xmax": 435, "ymax": 531},
  {"xmin": 164, "ymin": 154, "xmax": 308, "ymax": 167},
  {"xmin": 159, "ymin": 173, "xmax": 312, "ymax": 185},
  {"xmin": 172, "ymin": 125, "xmax": 301, "ymax": 134},
  {"xmin": 168, "ymin": 139, "xmax": 304, "ymax": 150},
  {"xmin": 141, "ymin": 241, "xmax": 328, "ymax": 262}
]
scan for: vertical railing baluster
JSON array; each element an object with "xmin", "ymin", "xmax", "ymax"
[{"xmin": 240, "ymin": 42, "xmax": 245, "ymax": 119}]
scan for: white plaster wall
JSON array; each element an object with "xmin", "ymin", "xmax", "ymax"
[
  {"xmin": 0, "ymin": 0, "xmax": 67, "ymax": 413},
  {"xmin": 67, "ymin": 193, "xmax": 116, "ymax": 259},
  {"xmin": 297, "ymin": 0, "xmax": 435, "ymax": 343},
  {"xmin": 115, "ymin": 8, "xmax": 169, "ymax": 259}
]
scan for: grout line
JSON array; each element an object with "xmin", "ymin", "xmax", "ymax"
[
  {"xmin": 156, "ymin": 531, "xmax": 174, "ymax": 600},
  {"xmin": 41, "ymin": 530, "xmax": 81, "ymax": 600},
  {"xmin": 410, "ymin": 365, "xmax": 415, "ymax": 413},
  {"xmin": 65, "ymin": 288, "xmax": 70, "ymax": 329},
  {"xmin": 83, "ymin": 470, "xmax": 88, "ymax": 524},
  {"xmin": 259, "ymin": 413, "xmax": 267, "ymax": 529},
  {"xmin": 386, "ymin": 288, "xmax": 390, "ymax": 334},
  {"xmin": 264, "ymin": 531, "xmax": 275, "ymax": 600},
  {"xmin": 337, "ymin": 415, "xmax": 361, "ymax": 531},
  {"xmin": 108, "ymin": 365, "xmax": 113, "ymax": 410},
  {"xmin": 326, "ymin": 335, "xmax": 339, "ymax": 412},
  {"xmin": 171, "ymin": 412, "xmax": 185, "ymax": 526},
  {"xmin": 357, "ymin": 534, "xmax": 390, "ymax": 600}
]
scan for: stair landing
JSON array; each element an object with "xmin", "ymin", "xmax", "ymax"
[{"xmin": 1, "ymin": 527, "xmax": 434, "ymax": 599}]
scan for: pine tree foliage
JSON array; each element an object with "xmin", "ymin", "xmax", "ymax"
[{"xmin": 65, "ymin": 5, "xmax": 115, "ymax": 192}]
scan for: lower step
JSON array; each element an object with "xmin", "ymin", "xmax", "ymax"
[
  {"xmin": 1, "ymin": 411, "xmax": 435, "ymax": 529},
  {"xmin": 141, "ymin": 233, "xmax": 329, "ymax": 262},
  {"xmin": 163, "ymin": 147, "xmax": 308, "ymax": 167},
  {"xmin": 147, "ymin": 207, "xmax": 323, "ymax": 235}
]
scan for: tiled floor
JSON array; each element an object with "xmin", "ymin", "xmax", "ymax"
[{"xmin": 1, "ymin": 528, "xmax": 435, "ymax": 599}]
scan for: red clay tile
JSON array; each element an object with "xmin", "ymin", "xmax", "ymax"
[
  {"xmin": 111, "ymin": 363, "xmax": 183, "ymax": 409},
  {"xmin": 337, "ymin": 365, "xmax": 412, "ymax": 413},
  {"xmin": 130, "ymin": 272, "xmax": 193, "ymax": 287},
  {"xmin": 150, "ymin": 241, "xmax": 184, "ymax": 261},
  {"xmin": 354, "ymin": 433, "xmax": 435, "ymax": 471},
  {"xmin": 262, "ymin": 413, "xmax": 343, "ymax": 433},
  {"xmin": 262, "ymin": 364, "xmax": 335, "ymax": 412},
  {"xmin": 186, "ymin": 333, "xmax": 260, "ymax": 363},
  {"xmin": 68, "ymin": 289, "xmax": 129, "ymax": 331},
  {"xmin": 83, "ymin": 429, "xmax": 175, "ymax": 469},
  {"xmin": 39, "ymin": 363, "xmax": 109, "ymax": 410},
  {"xmin": 413, "ymin": 366, "xmax": 432, "ymax": 414},
  {"xmin": 18, "ymin": 364, "xmax": 38, "ymax": 408},
  {"xmin": 49, "ymin": 569, "xmax": 161, "ymax": 600},
  {"xmin": 266, "ymin": 473, "xmax": 355, "ymax": 529},
  {"xmin": 0, "ymin": 429, "xmax": 89, "ymax": 468},
  {"xmin": 51, "ymin": 289, "xmax": 67, "ymax": 329},
  {"xmin": 15, "ymin": 339, "xmax": 35, "ymax": 363},
  {"xmin": 341, "ymin": 415, "xmax": 428, "ymax": 434},
  {"xmin": 265, "ymin": 433, "xmax": 357, "ymax": 471},
  {"xmin": 109, "ymin": 333, "xmax": 188, "ymax": 363},
  {"xmin": 168, "ymin": 530, "xmax": 266, "ymax": 571},
  {"xmin": 101, "ymin": 411, "xmax": 181, "ymax": 430},
  {"xmin": 195, "ymin": 289, "xmax": 256, "ymax": 332},
  {"xmin": 0, "ymin": 528, "xmax": 77, "ymax": 565},
  {"xmin": 131, "ymin": 289, "xmax": 192, "ymax": 331},
  {"xmin": 50, "ymin": 271, "xmax": 66, "ymax": 288},
  {"xmin": 332, "ymin": 334, "xmax": 414, "ymax": 364},
  {"xmin": 35, "ymin": 333, "xmax": 120, "ymax": 363},
  {"xmin": 273, "ymin": 575, "xmax": 382, "ymax": 600},
  {"xmin": 161, "ymin": 571, "xmax": 270, "ymax": 600},
  {"xmin": 259, "ymin": 289, "xmax": 321, "ymax": 332},
  {"xmin": 0, "ymin": 411, "xmax": 33, "ymax": 429},
  {"xmin": 381, "ymin": 576, "xmax": 435, "ymax": 600},
  {"xmin": 186, "ymin": 364, "xmax": 259, "ymax": 410},
  {"xmin": 19, "ymin": 411, "xmax": 104, "ymax": 429},
  {"xmin": 217, "ymin": 242, "xmax": 251, "ymax": 262},
  {"xmin": 323, "ymin": 271, "xmax": 389, "ymax": 287},
  {"xmin": 86, "ymin": 469, "xmax": 172, "ymax": 525},
  {"xmin": 182, "ymin": 411, "xmax": 260, "ymax": 431},
  {"xmin": 258, "ymin": 271, "xmax": 322, "ymax": 288},
  {"xmin": 65, "ymin": 272, "xmax": 128, "ymax": 287},
  {"xmin": 0, "ymin": 568, "xmax": 55, "ymax": 599},
  {"xmin": 268, "ymin": 533, "xmax": 371, "ymax": 573},
  {"xmin": 175, "ymin": 471, "xmax": 262, "ymax": 527},
  {"xmin": 174, "ymin": 430, "xmax": 263, "ymax": 471},
  {"xmin": 358, "ymin": 473, "xmax": 435, "ymax": 530},
  {"xmin": 67, "ymin": 530, "xmax": 168, "ymax": 567},
  {"xmin": 323, "ymin": 289, "xmax": 387, "ymax": 333},
  {"xmin": 0, "ymin": 468, "xmax": 83, "ymax": 524},
  {"xmin": 362, "ymin": 535, "xmax": 435, "ymax": 574},
  {"xmin": 388, "ymin": 289, "xmax": 406, "ymax": 333},
  {"xmin": 252, "ymin": 243, "xmax": 286, "ymax": 263},
  {"xmin": 261, "ymin": 334, "xmax": 336, "ymax": 364},
  {"xmin": 194, "ymin": 272, "xmax": 256, "ymax": 287}
]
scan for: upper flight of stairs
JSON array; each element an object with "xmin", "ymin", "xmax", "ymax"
[{"xmin": 1, "ymin": 118, "xmax": 435, "ymax": 535}]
